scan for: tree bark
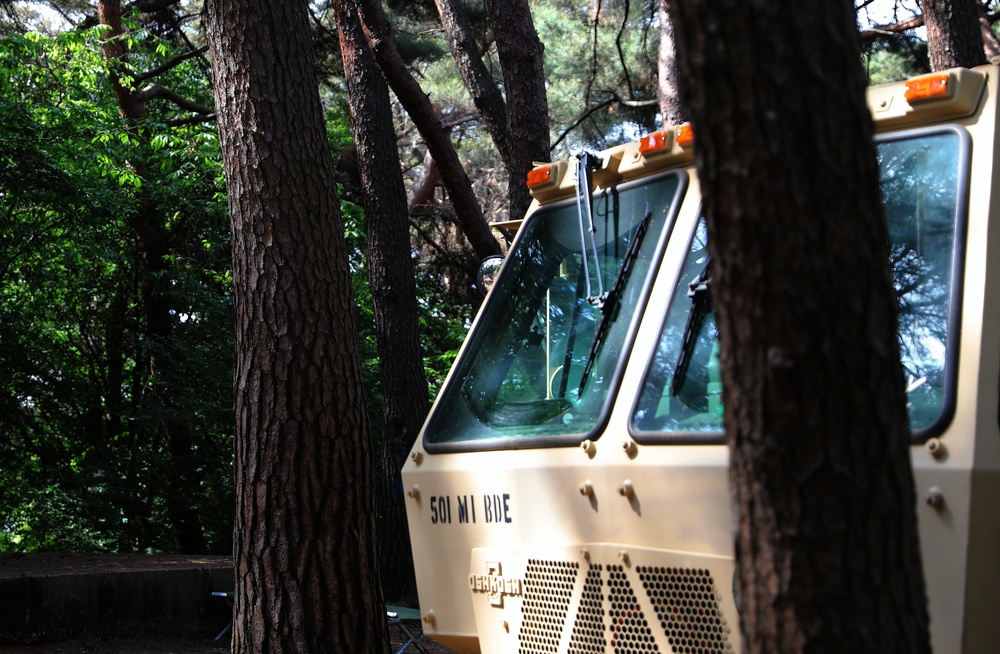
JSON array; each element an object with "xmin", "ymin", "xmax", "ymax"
[
  {"xmin": 667, "ymin": 1, "xmax": 931, "ymax": 652},
  {"xmin": 334, "ymin": 0, "xmax": 428, "ymax": 605},
  {"xmin": 924, "ymin": 0, "xmax": 987, "ymax": 70},
  {"xmin": 354, "ymin": 0, "xmax": 501, "ymax": 260},
  {"xmin": 487, "ymin": 0, "xmax": 550, "ymax": 221},
  {"xmin": 657, "ymin": 0, "xmax": 687, "ymax": 125},
  {"xmin": 205, "ymin": 0, "xmax": 389, "ymax": 650},
  {"xmin": 434, "ymin": 0, "xmax": 512, "ymax": 170},
  {"xmin": 980, "ymin": 4, "xmax": 1000, "ymax": 59},
  {"xmin": 408, "ymin": 148, "xmax": 442, "ymax": 212},
  {"xmin": 859, "ymin": 15, "xmax": 926, "ymax": 44}
]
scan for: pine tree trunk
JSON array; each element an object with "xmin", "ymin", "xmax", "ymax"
[
  {"xmin": 667, "ymin": 1, "xmax": 931, "ymax": 651},
  {"xmin": 487, "ymin": 0, "xmax": 550, "ymax": 221},
  {"xmin": 657, "ymin": 0, "xmax": 687, "ymax": 126},
  {"xmin": 205, "ymin": 0, "xmax": 389, "ymax": 650},
  {"xmin": 334, "ymin": 0, "xmax": 428, "ymax": 605},
  {"xmin": 924, "ymin": 0, "xmax": 987, "ymax": 71},
  {"xmin": 355, "ymin": 0, "xmax": 502, "ymax": 259},
  {"xmin": 435, "ymin": 0, "xmax": 513, "ymax": 169}
]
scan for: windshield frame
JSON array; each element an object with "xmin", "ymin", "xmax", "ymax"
[
  {"xmin": 422, "ymin": 170, "xmax": 689, "ymax": 453},
  {"xmin": 628, "ymin": 125, "xmax": 971, "ymax": 445}
]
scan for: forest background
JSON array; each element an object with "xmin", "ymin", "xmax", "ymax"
[{"xmin": 0, "ymin": 0, "xmax": 976, "ymax": 592}]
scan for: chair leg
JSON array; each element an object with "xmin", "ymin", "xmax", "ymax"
[
  {"xmin": 392, "ymin": 621, "xmax": 430, "ymax": 654},
  {"xmin": 214, "ymin": 622, "xmax": 232, "ymax": 642}
]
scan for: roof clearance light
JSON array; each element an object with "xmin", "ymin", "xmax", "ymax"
[
  {"xmin": 526, "ymin": 165, "xmax": 552, "ymax": 188},
  {"xmin": 676, "ymin": 123, "xmax": 695, "ymax": 146},
  {"xmin": 905, "ymin": 74, "xmax": 951, "ymax": 102},
  {"xmin": 638, "ymin": 130, "xmax": 669, "ymax": 154}
]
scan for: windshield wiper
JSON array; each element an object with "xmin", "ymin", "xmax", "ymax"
[
  {"xmin": 574, "ymin": 152, "xmax": 606, "ymax": 307},
  {"xmin": 672, "ymin": 256, "xmax": 712, "ymax": 397},
  {"xmin": 578, "ymin": 208, "xmax": 653, "ymax": 394}
]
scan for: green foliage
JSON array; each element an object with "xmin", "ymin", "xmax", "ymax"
[
  {"xmin": 862, "ymin": 33, "xmax": 929, "ymax": 85},
  {"xmin": 340, "ymin": 195, "xmax": 385, "ymax": 439},
  {"xmin": 0, "ymin": 0, "xmax": 739, "ymax": 555},
  {"xmin": 0, "ymin": 26, "xmax": 233, "ymax": 553},
  {"xmin": 536, "ymin": 0, "xmax": 659, "ymax": 153},
  {"xmin": 418, "ymin": 288, "xmax": 474, "ymax": 401}
]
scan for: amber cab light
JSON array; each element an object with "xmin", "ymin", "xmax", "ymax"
[
  {"xmin": 905, "ymin": 74, "xmax": 951, "ymax": 102},
  {"xmin": 638, "ymin": 131, "xmax": 669, "ymax": 154},
  {"xmin": 676, "ymin": 123, "xmax": 695, "ymax": 146},
  {"xmin": 526, "ymin": 165, "xmax": 552, "ymax": 188}
]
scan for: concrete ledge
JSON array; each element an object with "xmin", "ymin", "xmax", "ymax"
[{"xmin": 0, "ymin": 554, "xmax": 232, "ymax": 644}]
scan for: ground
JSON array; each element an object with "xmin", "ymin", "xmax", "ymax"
[
  {"xmin": 0, "ymin": 632, "xmax": 455, "ymax": 653},
  {"xmin": 0, "ymin": 553, "xmax": 453, "ymax": 653},
  {"xmin": 0, "ymin": 632, "xmax": 454, "ymax": 653},
  {"xmin": 0, "ymin": 636, "xmax": 224, "ymax": 653}
]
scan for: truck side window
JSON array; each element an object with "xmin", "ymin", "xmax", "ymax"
[
  {"xmin": 423, "ymin": 173, "xmax": 684, "ymax": 449},
  {"xmin": 632, "ymin": 218, "xmax": 722, "ymax": 434},
  {"xmin": 632, "ymin": 129, "xmax": 965, "ymax": 438}
]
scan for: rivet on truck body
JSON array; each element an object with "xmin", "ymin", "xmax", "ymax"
[{"xmin": 926, "ymin": 438, "xmax": 946, "ymax": 460}]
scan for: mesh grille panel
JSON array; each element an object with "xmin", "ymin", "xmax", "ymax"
[
  {"xmin": 568, "ymin": 564, "xmax": 606, "ymax": 654},
  {"xmin": 638, "ymin": 566, "xmax": 733, "ymax": 654},
  {"xmin": 608, "ymin": 564, "xmax": 658, "ymax": 653},
  {"xmin": 518, "ymin": 559, "xmax": 579, "ymax": 654},
  {"xmin": 508, "ymin": 551, "xmax": 736, "ymax": 654}
]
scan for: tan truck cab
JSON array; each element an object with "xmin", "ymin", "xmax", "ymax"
[{"xmin": 402, "ymin": 66, "xmax": 1000, "ymax": 654}]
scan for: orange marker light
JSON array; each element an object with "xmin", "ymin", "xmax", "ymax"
[
  {"xmin": 905, "ymin": 74, "xmax": 950, "ymax": 102},
  {"xmin": 638, "ymin": 131, "xmax": 668, "ymax": 154},
  {"xmin": 526, "ymin": 165, "xmax": 552, "ymax": 188},
  {"xmin": 675, "ymin": 123, "xmax": 695, "ymax": 146}
]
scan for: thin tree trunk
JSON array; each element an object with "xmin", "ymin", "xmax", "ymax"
[
  {"xmin": 205, "ymin": 0, "xmax": 389, "ymax": 650},
  {"xmin": 668, "ymin": 1, "xmax": 931, "ymax": 651},
  {"xmin": 924, "ymin": 0, "xmax": 987, "ymax": 70},
  {"xmin": 354, "ymin": 0, "xmax": 501, "ymax": 260},
  {"xmin": 435, "ymin": 0, "xmax": 512, "ymax": 170},
  {"xmin": 657, "ymin": 0, "xmax": 687, "ymax": 125},
  {"xmin": 979, "ymin": 3, "xmax": 1000, "ymax": 59},
  {"xmin": 408, "ymin": 149, "xmax": 442, "ymax": 212},
  {"xmin": 487, "ymin": 0, "xmax": 550, "ymax": 221},
  {"xmin": 334, "ymin": 0, "xmax": 427, "ymax": 605}
]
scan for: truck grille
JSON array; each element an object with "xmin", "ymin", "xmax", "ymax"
[{"xmin": 517, "ymin": 557, "xmax": 734, "ymax": 654}]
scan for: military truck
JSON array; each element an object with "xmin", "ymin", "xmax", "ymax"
[{"xmin": 401, "ymin": 65, "xmax": 1000, "ymax": 653}]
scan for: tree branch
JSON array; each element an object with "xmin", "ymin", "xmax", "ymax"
[
  {"xmin": 136, "ymin": 45, "xmax": 209, "ymax": 83},
  {"xmin": 164, "ymin": 113, "xmax": 217, "ymax": 127},
  {"xmin": 615, "ymin": 0, "xmax": 635, "ymax": 98},
  {"xmin": 552, "ymin": 91, "xmax": 656, "ymax": 150},
  {"xmin": 553, "ymin": 96, "xmax": 615, "ymax": 150},
  {"xmin": 137, "ymin": 82, "xmax": 214, "ymax": 116},
  {"xmin": 859, "ymin": 15, "xmax": 925, "ymax": 43},
  {"xmin": 132, "ymin": 0, "xmax": 183, "ymax": 12}
]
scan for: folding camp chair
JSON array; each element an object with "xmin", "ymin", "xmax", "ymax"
[
  {"xmin": 386, "ymin": 605, "xmax": 430, "ymax": 654},
  {"xmin": 211, "ymin": 591, "xmax": 234, "ymax": 641}
]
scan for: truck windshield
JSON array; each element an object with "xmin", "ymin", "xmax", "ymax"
[
  {"xmin": 632, "ymin": 129, "xmax": 966, "ymax": 438},
  {"xmin": 424, "ymin": 173, "xmax": 684, "ymax": 448}
]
